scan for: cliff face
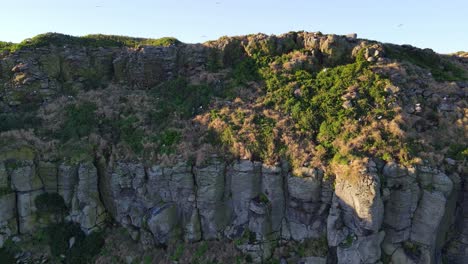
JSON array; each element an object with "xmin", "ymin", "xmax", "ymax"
[{"xmin": 0, "ymin": 32, "xmax": 466, "ymax": 264}]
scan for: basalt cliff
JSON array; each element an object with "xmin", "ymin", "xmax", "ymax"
[{"xmin": 0, "ymin": 32, "xmax": 466, "ymax": 264}]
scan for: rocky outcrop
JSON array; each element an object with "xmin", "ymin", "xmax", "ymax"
[
  {"xmin": 327, "ymin": 161, "xmax": 384, "ymax": 264},
  {"xmin": 0, "ymin": 150, "xmax": 462, "ymax": 263},
  {"xmin": 0, "ymin": 32, "xmax": 465, "ymax": 263}
]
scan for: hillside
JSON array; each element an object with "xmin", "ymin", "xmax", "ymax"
[{"xmin": 0, "ymin": 32, "xmax": 466, "ymax": 264}]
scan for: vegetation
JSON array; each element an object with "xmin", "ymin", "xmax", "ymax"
[
  {"xmin": 0, "ymin": 248, "xmax": 15, "ymax": 263},
  {"xmin": 41, "ymin": 222, "xmax": 104, "ymax": 263},
  {"xmin": 208, "ymin": 44, "xmax": 405, "ymax": 168},
  {"xmin": 152, "ymin": 129, "xmax": 182, "ymax": 155},
  {"xmin": 59, "ymin": 102, "xmax": 97, "ymax": 141},
  {"xmin": 34, "ymin": 192, "xmax": 67, "ymax": 215},
  {"xmin": 384, "ymin": 44, "xmax": 468, "ymax": 81},
  {"xmin": 0, "ymin": 239, "xmax": 18, "ymax": 263},
  {"xmin": 170, "ymin": 243, "xmax": 185, "ymax": 261},
  {"xmin": 117, "ymin": 115, "xmax": 145, "ymax": 154},
  {"xmin": 0, "ymin": 112, "xmax": 41, "ymax": 132},
  {"xmin": 0, "ymin": 187, "xmax": 13, "ymax": 196},
  {"xmin": 0, "ymin": 32, "xmax": 181, "ymax": 53},
  {"xmin": 295, "ymin": 236, "xmax": 329, "ymax": 257}
]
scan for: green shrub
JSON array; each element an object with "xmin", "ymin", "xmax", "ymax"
[
  {"xmin": 206, "ymin": 49, "xmax": 223, "ymax": 72},
  {"xmin": 194, "ymin": 241, "xmax": 209, "ymax": 259},
  {"xmin": 152, "ymin": 129, "xmax": 182, "ymax": 155},
  {"xmin": 150, "ymin": 77, "xmax": 216, "ymax": 123},
  {"xmin": 143, "ymin": 255, "xmax": 153, "ymax": 264},
  {"xmin": 59, "ymin": 141, "xmax": 95, "ymax": 165},
  {"xmin": 46, "ymin": 222, "xmax": 85, "ymax": 257},
  {"xmin": 67, "ymin": 231, "xmax": 105, "ymax": 264},
  {"xmin": 60, "ymin": 102, "xmax": 97, "ymax": 141},
  {"xmin": 118, "ymin": 115, "xmax": 144, "ymax": 154},
  {"xmin": 44, "ymin": 222, "xmax": 104, "ymax": 263},
  {"xmin": 231, "ymin": 57, "xmax": 259, "ymax": 85},
  {"xmin": 35, "ymin": 192, "xmax": 67, "ymax": 215},
  {"xmin": 170, "ymin": 244, "xmax": 185, "ymax": 261},
  {"xmin": 0, "ymin": 33, "xmax": 181, "ymax": 53},
  {"xmin": 0, "ymin": 187, "xmax": 13, "ymax": 196},
  {"xmin": 447, "ymin": 144, "xmax": 468, "ymax": 160},
  {"xmin": 0, "ymin": 248, "xmax": 15, "ymax": 263},
  {"xmin": 0, "ymin": 112, "xmax": 41, "ymax": 132}
]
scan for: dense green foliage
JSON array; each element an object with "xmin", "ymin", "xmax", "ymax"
[
  {"xmin": 117, "ymin": 115, "xmax": 145, "ymax": 154},
  {"xmin": 35, "ymin": 192, "xmax": 67, "ymax": 215},
  {"xmin": 385, "ymin": 44, "xmax": 468, "ymax": 81},
  {"xmin": 0, "ymin": 112, "xmax": 41, "ymax": 132},
  {"xmin": 0, "ymin": 33, "xmax": 180, "ymax": 53},
  {"xmin": 43, "ymin": 222, "xmax": 104, "ymax": 263},
  {"xmin": 0, "ymin": 248, "xmax": 15, "ymax": 263},
  {"xmin": 150, "ymin": 77, "xmax": 217, "ymax": 122},
  {"xmin": 60, "ymin": 102, "xmax": 97, "ymax": 141},
  {"xmin": 0, "ymin": 187, "xmax": 12, "ymax": 196},
  {"xmin": 0, "ymin": 41, "xmax": 14, "ymax": 52},
  {"xmin": 152, "ymin": 129, "xmax": 182, "ymax": 155},
  {"xmin": 213, "ymin": 46, "xmax": 394, "ymax": 163}
]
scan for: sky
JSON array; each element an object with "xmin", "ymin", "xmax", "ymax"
[{"xmin": 0, "ymin": 0, "xmax": 466, "ymax": 53}]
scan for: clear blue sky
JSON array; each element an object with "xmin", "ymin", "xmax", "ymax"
[{"xmin": 1, "ymin": 0, "xmax": 466, "ymax": 53}]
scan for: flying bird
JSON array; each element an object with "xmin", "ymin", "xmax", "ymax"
[{"xmin": 397, "ymin": 24, "xmax": 404, "ymax": 28}]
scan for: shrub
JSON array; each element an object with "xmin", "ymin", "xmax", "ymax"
[
  {"xmin": 0, "ymin": 248, "xmax": 15, "ymax": 263},
  {"xmin": 35, "ymin": 192, "xmax": 67, "ymax": 215},
  {"xmin": 170, "ymin": 243, "xmax": 185, "ymax": 261},
  {"xmin": 118, "ymin": 115, "xmax": 144, "ymax": 154},
  {"xmin": 67, "ymin": 231, "xmax": 105, "ymax": 264},
  {"xmin": 1, "ymin": 33, "xmax": 181, "ymax": 53},
  {"xmin": 150, "ymin": 77, "xmax": 215, "ymax": 123},
  {"xmin": 0, "ymin": 112, "xmax": 42, "ymax": 132},
  {"xmin": 0, "ymin": 187, "xmax": 13, "ymax": 196},
  {"xmin": 231, "ymin": 57, "xmax": 259, "ymax": 85},
  {"xmin": 60, "ymin": 102, "xmax": 97, "ymax": 141},
  {"xmin": 46, "ymin": 222, "xmax": 84, "ymax": 257},
  {"xmin": 44, "ymin": 222, "xmax": 104, "ymax": 263},
  {"xmin": 152, "ymin": 129, "xmax": 182, "ymax": 155}
]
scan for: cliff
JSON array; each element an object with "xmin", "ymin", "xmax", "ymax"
[{"xmin": 0, "ymin": 32, "xmax": 466, "ymax": 264}]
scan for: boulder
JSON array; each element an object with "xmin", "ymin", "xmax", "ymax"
[
  {"xmin": 410, "ymin": 191, "xmax": 446, "ymax": 245},
  {"xmin": 146, "ymin": 203, "xmax": 178, "ymax": 244}
]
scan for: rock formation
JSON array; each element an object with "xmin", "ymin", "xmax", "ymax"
[{"xmin": 0, "ymin": 32, "xmax": 466, "ymax": 263}]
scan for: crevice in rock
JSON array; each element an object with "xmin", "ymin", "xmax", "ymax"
[
  {"xmin": 190, "ymin": 164, "xmax": 202, "ymax": 240},
  {"xmin": 14, "ymin": 191, "xmax": 20, "ymax": 235}
]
